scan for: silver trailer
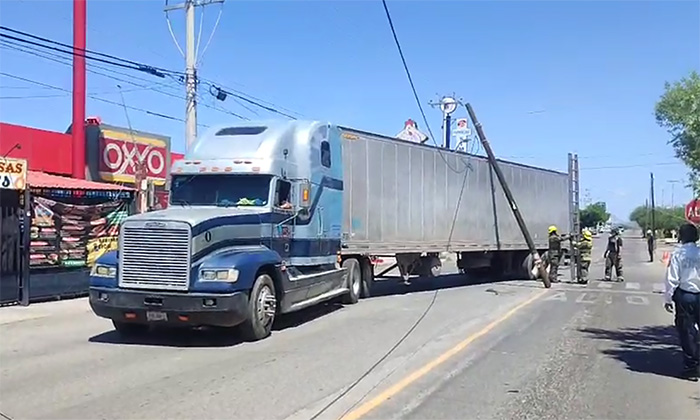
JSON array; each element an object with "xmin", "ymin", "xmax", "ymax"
[{"xmin": 338, "ymin": 126, "xmax": 570, "ymax": 283}]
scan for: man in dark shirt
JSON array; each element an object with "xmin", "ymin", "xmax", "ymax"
[
  {"xmin": 646, "ymin": 229, "xmax": 655, "ymax": 262},
  {"xmin": 604, "ymin": 228, "xmax": 624, "ymax": 282}
]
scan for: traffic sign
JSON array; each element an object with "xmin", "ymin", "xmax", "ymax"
[
  {"xmin": 685, "ymin": 199, "xmax": 700, "ymax": 224},
  {"xmin": 454, "ymin": 118, "xmax": 472, "ymax": 137}
]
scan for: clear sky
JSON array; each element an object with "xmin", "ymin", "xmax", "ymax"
[{"xmin": 0, "ymin": 0, "xmax": 698, "ymax": 219}]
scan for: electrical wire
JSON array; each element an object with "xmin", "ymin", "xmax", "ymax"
[
  {"xmin": 0, "ymin": 25, "xmax": 182, "ymax": 76},
  {"xmin": 308, "ymin": 289, "xmax": 439, "ymax": 420},
  {"xmin": 0, "ymin": 71, "xmax": 208, "ymax": 127},
  {"xmin": 206, "ymin": 83, "xmax": 299, "ymax": 120},
  {"xmin": 0, "ymin": 40, "xmax": 246, "ymax": 121},
  {"xmin": 380, "ymin": 0, "xmax": 468, "ymax": 174},
  {"xmin": 201, "ymin": 78, "xmax": 305, "ymax": 118}
]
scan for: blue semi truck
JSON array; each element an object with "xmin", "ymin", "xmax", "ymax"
[{"xmin": 89, "ymin": 120, "xmax": 570, "ymax": 341}]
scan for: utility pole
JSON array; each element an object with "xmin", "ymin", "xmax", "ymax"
[
  {"xmin": 466, "ymin": 103, "xmax": 551, "ymax": 288},
  {"xmin": 71, "ymin": 0, "xmax": 86, "ymax": 179},
  {"xmin": 650, "ymin": 172, "xmax": 656, "ymax": 234},
  {"xmin": 668, "ymin": 179, "xmax": 681, "ymax": 207},
  {"xmin": 164, "ymin": 0, "xmax": 224, "ymax": 150}
]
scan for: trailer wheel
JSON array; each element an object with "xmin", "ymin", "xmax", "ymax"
[
  {"xmin": 341, "ymin": 259, "xmax": 361, "ymax": 304},
  {"xmin": 240, "ymin": 274, "xmax": 277, "ymax": 342},
  {"xmin": 360, "ymin": 257, "xmax": 374, "ymax": 298},
  {"xmin": 112, "ymin": 321, "xmax": 149, "ymax": 337}
]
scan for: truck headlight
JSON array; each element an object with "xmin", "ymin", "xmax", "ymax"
[
  {"xmin": 199, "ymin": 268, "xmax": 239, "ymax": 282},
  {"xmin": 91, "ymin": 264, "xmax": 117, "ymax": 278}
]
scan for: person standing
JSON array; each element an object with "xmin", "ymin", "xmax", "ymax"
[
  {"xmin": 604, "ymin": 227, "xmax": 624, "ymax": 282},
  {"xmin": 547, "ymin": 225, "xmax": 569, "ymax": 283},
  {"xmin": 577, "ymin": 229, "xmax": 593, "ymax": 284},
  {"xmin": 664, "ymin": 223, "xmax": 700, "ymax": 381},
  {"xmin": 646, "ymin": 229, "xmax": 656, "ymax": 262}
]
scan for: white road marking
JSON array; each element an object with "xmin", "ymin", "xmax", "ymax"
[
  {"xmin": 544, "ymin": 292, "xmax": 568, "ymax": 302},
  {"xmin": 626, "ymin": 295, "xmax": 650, "ymax": 306},
  {"xmin": 576, "ymin": 293, "xmax": 598, "ymax": 304},
  {"xmin": 652, "ymin": 283, "xmax": 665, "ymax": 293},
  {"xmin": 625, "ymin": 282, "xmax": 641, "ymax": 290},
  {"xmin": 597, "ymin": 282, "xmax": 613, "ymax": 289}
]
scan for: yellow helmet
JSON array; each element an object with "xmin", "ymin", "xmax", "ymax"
[
  {"xmin": 582, "ymin": 229, "xmax": 592, "ymax": 239},
  {"xmin": 548, "ymin": 225, "xmax": 558, "ymax": 234}
]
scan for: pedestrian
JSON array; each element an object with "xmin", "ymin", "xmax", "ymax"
[
  {"xmin": 647, "ymin": 229, "xmax": 656, "ymax": 262},
  {"xmin": 577, "ymin": 229, "xmax": 593, "ymax": 284},
  {"xmin": 547, "ymin": 225, "xmax": 569, "ymax": 283},
  {"xmin": 664, "ymin": 222, "xmax": 700, "ymax": 381},
  {"xmin": 603, "ymin": 227, "xmax": 624, "ymax": 282}
]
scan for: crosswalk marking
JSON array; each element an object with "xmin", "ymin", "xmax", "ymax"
[
  {"xmin": 597, "ymin": 282, "xmax": 613, "ymax": 289},
  {"xmin": 625, "ymin": 282, "xmax": 641, "ymax": 290},
  {"xmin": 652, "ymin": 283, "xmax": 665, "ymax": 293}
]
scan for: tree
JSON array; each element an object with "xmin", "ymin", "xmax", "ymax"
[
  {"xmin": 580, "ymin": 201, "xmax": 610, "ymax": 228},
  {"xmin": 655, "ymin": 71, "xmax": 700, "ymax": 192},
  {"xmin": 629, "ymin": 205, "xmax": 686, "ymax": 236}
]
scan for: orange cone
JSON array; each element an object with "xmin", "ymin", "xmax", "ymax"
[{"xmin": 661, "ymin": 251, "xmax": 671, "ymax": 266}]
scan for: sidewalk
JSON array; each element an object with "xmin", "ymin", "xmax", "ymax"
[{"xmin": 0, "ymin": 297, "xmax": 90, "ymax": 326}]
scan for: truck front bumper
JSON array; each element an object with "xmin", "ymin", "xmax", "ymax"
[{"xmin": 89, "ymin": 287, "xmax": 250, "ymax": 328}]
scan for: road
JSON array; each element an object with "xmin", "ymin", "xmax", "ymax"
[{"xmin": 1, "ymin": 233, "xmax": 698, "ymax": 420}]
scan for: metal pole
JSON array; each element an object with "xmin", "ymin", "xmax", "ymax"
[
  {"xmin": 71, "ymin": 0, "xmax": 86, "ymax": 179},
  {"xmin": 466, "ymin": 103, "xmax": 551, "ymax": 288},
  {"xmin": 444, "ymin": 114, "xmax": 452, "ymax": 149},
  {"xmin": 185, "ymin": 0, "xmax": 197, "ymax": 149},
  {"xmin": 650, "ymin": 172, "xmax": 656, "ymax": 234}
]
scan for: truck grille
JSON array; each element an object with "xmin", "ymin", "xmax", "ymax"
[{"xmin": 119, "ymin": 221, "xmax": 191, "ymax": 291}]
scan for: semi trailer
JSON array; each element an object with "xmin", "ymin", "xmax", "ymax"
[{"xmin": 89, "ymin": 120, "xmax": 571, "ymax": 341}]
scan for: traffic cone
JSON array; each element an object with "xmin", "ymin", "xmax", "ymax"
[{"xmin": 662, "ymin": 251, "xmax": 671, "ymax": 266}]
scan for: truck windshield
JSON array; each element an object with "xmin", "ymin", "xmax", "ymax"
[{"xmin": 170, "ymin": 174, "xmax": 272, "ymax": 207}]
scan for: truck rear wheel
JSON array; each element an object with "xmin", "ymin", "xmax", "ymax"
[
  {"xmin": 112, "ymin": 320, "xmax": 149, "ymax": 337},
  {"xmin": 341, "ymin": 259, "xmax": 361, "ymax": 304},
  {"xmin": 239, "ymin": 274, "xmax": 277, "ymax": 342}
]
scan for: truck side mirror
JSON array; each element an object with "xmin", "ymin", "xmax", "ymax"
[{"xmin": 298, "ymin": 180, "xmax": 311, "ymax": 211}]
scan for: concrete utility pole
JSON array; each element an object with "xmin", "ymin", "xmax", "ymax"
[{"xmin": 164, "ymin": 0, "xmax": 224, "ymax": 150}]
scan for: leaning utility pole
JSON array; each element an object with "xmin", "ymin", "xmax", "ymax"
[
  {"xmin": 164, "ymin": 0, "xmax": 224, "ymax": 150},
  {"xmin": 466, "ymin": 103, "xmax": 551, "ymax": 288}
]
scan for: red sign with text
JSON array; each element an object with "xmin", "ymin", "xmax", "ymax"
[
  {"xmin": 685, "ymin": 199, "xmax": 700, "ymax": 224},
  {"xmin": 98, "ymin": 130, "xmax": 168, "ymax": 186}
]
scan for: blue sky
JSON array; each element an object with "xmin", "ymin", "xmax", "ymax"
[{"xmin": 0, "ymin": 0, "xmax": 698, "ymax": 219}]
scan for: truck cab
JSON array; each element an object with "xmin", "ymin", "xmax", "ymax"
[{"xmin": 88, "ymin": 121, "xmax": 360, "ymax": 341}]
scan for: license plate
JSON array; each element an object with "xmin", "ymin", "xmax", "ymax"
[{"xmin": 146, "ymin": 311, "xmax": 167, "ymax": 322}]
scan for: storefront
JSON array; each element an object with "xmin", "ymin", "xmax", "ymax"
[
  {"xmin": 0, "ymin": 157, "xmax": 29, "ymax": 305},
  {"xmin": 26, "ymin": 171, "xmax": 134, "ymax": 302}
]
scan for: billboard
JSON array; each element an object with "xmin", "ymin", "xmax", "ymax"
[{"xmin": 98, "ymin": 129, "xmax": 169, "ymax": 186}]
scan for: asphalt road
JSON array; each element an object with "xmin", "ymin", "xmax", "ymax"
[{"xmin": 1, "ymin": 233, "xmax": 698, "ymax": 420}]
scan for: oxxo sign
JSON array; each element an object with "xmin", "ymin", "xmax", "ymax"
[
  {"xmin": 685, "ymin": 199, "xmax": 700, "ymax": 224},
  {"xmin": 98, "ymin": 130, "xmax": 168, "ymax": 186},
  {"xmin": 0, "ymin": 157, "xmax": 27, "ymax": 190}
]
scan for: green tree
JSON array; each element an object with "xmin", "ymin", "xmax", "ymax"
[
  {"xmin": 580, "ymin": 201, "xmax": 610, "ymax": 228},
  {"xmin": 629, "ymin": 205, "xmax": 686, "ymax": 235},
  {"xmin": 655, "ymin": 71, "xmax": 700, "ymax": 192}
]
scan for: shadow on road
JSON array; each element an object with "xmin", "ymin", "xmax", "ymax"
[
  {"xmin": 579, "ymin": 325, "xmax": 684, "ymax": 379},
  {"xmin": 370, "ymin": 272, "xmax": 527, "ymax": 298},
  {"xmin": 88, "ymin": 302, "xmax": 344, "ymax": 348}
]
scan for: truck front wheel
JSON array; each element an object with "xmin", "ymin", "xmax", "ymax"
[
  {"xmin": 240, "ymin": 274, "xmax": 277, "ymax": 342},
  {"xmin": 341, "ymin": 259, "xmax": 361, "ymax": 304}
]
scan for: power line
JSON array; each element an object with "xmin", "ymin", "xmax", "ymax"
[
  {"xmin": 582, "ymin": 162, "xmax": 684, "ymax": 170},
  {"xmin": 0, "ymin": 71, "xmax": 207, "ymax": 127},
  {"xmin": 207, "ymin": 83, "xmax": 298, "ymax": 119},
  {"xmin": 0, "ymin": 25, "xmax": 182, "ymax": 77},
  {"xmin": 0, "ymin": 40, "xmax": 246, "ymax": 120},
  {"xmin": 380, "ymin": 0, "xmax": 469, "ymax": 174}
]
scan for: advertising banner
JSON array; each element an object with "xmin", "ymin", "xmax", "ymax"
[
  {"xmin": 0, "ymin": 157, "xmax": 27, "ymax": 190},
  {"xmin": 29, "ymin": 196, "xmax": 129, "ymax": 269}
]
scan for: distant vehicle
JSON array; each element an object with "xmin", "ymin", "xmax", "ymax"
[{"xmin": 88, "ymin": 121, "xmax": 573, "ymax": 341}]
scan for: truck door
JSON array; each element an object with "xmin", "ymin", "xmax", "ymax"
[{"xmin": 272, "ymin": 179, "xmax": 293, "ymax": 263}]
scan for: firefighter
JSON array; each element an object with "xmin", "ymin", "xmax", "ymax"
[
  {"xmin": 548, "ymin": 225, "xmax": 568, "ymax": 283},
  {"xmin": 577, "ymin": 229, "xmax": 593, "ymax": 284},
  {"xmin": 604, "ymin": 227, "xmax": 624, "ymax": 282}
]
